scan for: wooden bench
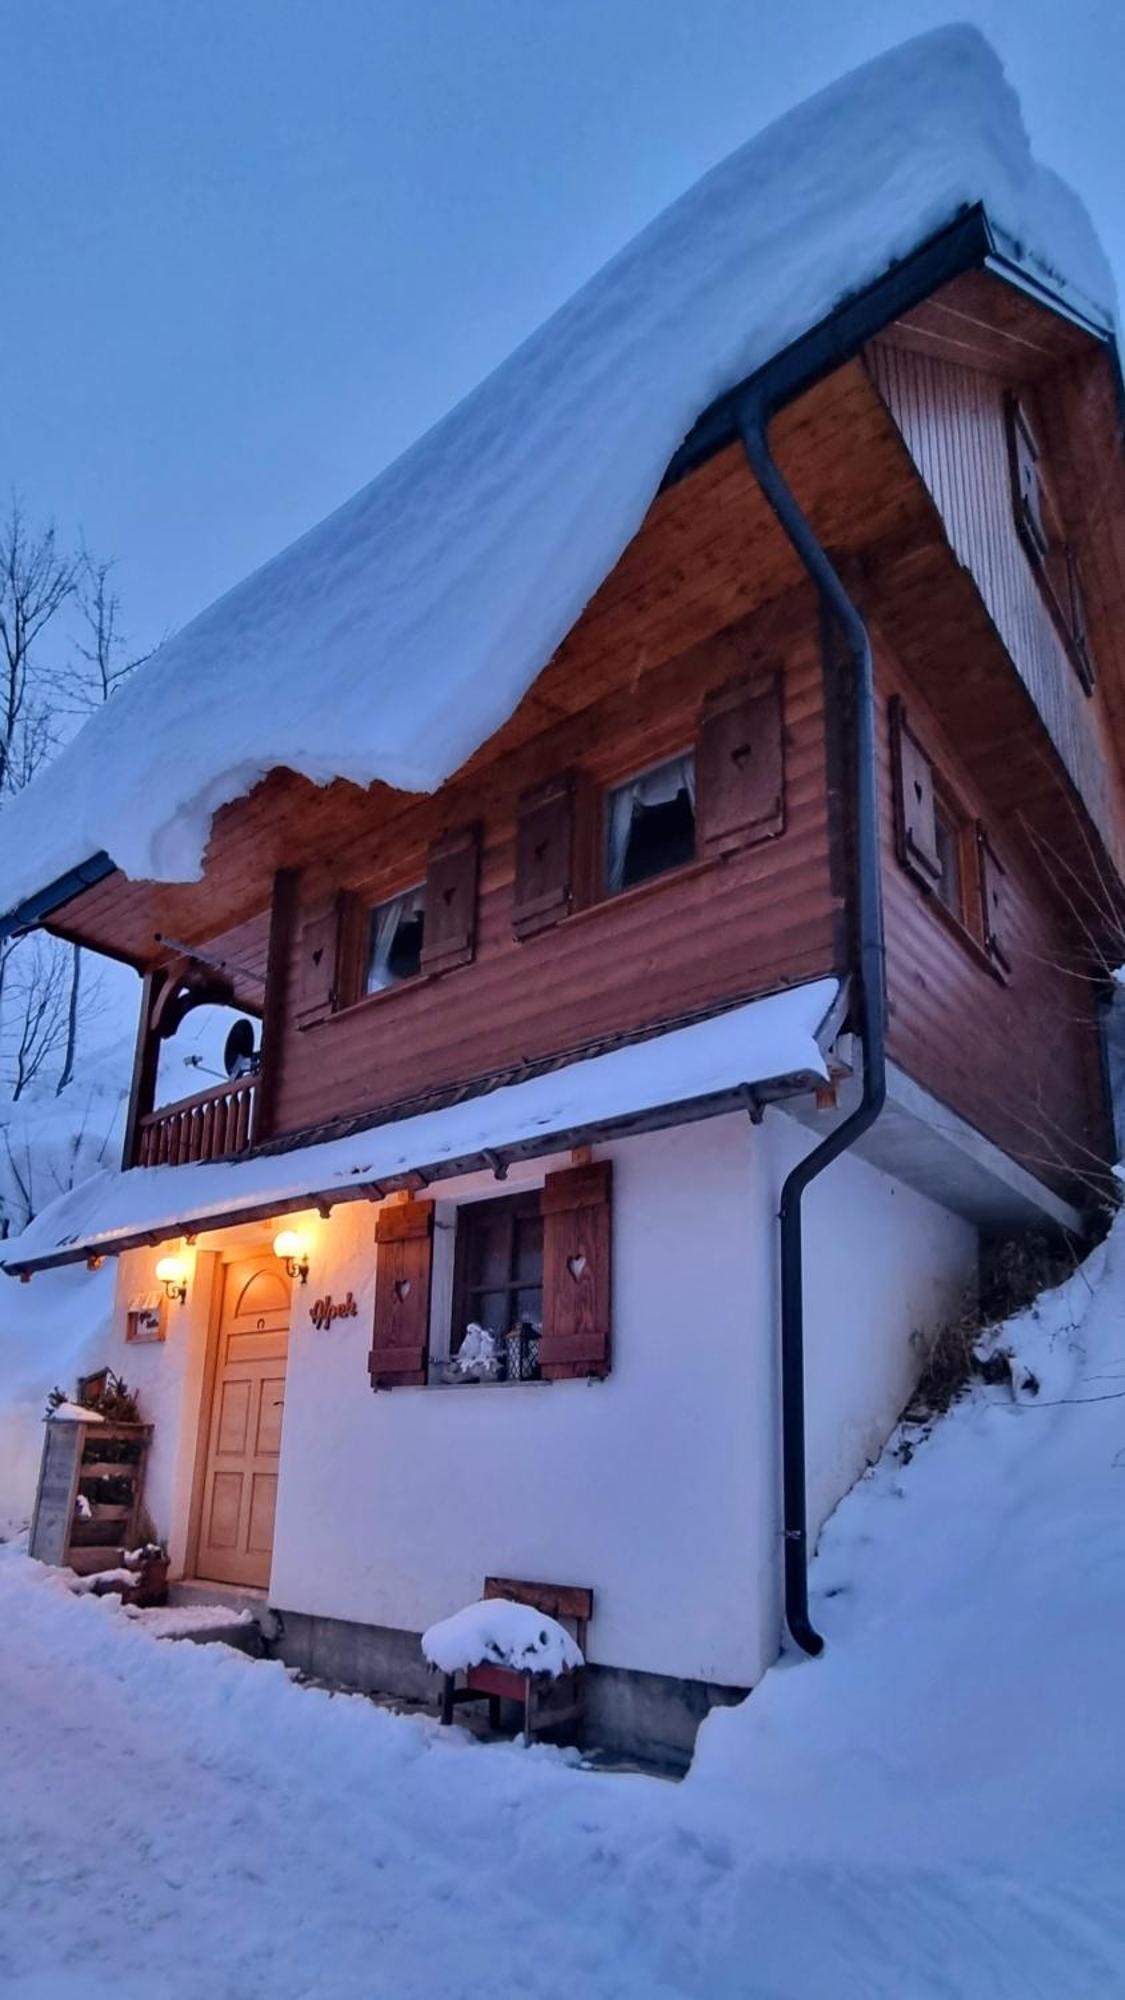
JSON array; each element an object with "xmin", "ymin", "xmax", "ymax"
[{"xmin": 438, "ymin": 1576, "xmax": 593, "ymax": 1743}]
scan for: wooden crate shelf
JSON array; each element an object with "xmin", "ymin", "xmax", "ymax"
[{"xmin": 29, "ymin": 1418, "xmax": 153, "ymax": 1575}]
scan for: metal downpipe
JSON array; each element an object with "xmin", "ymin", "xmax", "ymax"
[{"xmin": 735, "ymin": 393, "xmax": 888, "ymax": 1657}]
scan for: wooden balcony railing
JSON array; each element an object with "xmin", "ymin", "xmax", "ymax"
[{"xmin": 135, "ymin": 1074, "xmax": 258, "ymax": 1169}]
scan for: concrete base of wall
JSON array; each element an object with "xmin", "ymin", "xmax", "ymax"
[{"xmin": 272, "ymin": 1607, "xmax": 747, "ymax": 1771}]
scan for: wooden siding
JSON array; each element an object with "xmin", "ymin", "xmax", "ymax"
[
  {"xmin": 867, "ymin": 338, "xmax": 1125, "ymax": 874},
  {"xmin": 269, "ymin": 601, "xmax": 840, "ymax": 1136},
  {"xmin": 876, "ymin": 639, "xmax": 1112, "ymax": 1203}
]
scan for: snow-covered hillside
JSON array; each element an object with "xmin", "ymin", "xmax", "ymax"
[{"xmin": 2, "ymin": 1214, "xmax": 1122, "ymax": 1996}]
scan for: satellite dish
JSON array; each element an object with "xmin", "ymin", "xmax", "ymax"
[{"xmin": 223, "ymin": 1017, "xmax": 258, "ymax": 1080}]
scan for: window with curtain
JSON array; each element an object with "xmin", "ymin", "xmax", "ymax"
[
  {"xmin": 604, "ymin": 751, "xmax": 696, "ymax": 895},
  {"xmin": 365, "ymin": 884, "xmax": 426, "ymax": 992}
]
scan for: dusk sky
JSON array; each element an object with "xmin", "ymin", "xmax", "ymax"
[{"xmin": 3, "ymin": 0, "xmax": 1122, "ymax": 661}]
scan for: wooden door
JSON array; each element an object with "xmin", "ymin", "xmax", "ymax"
[{"xmin": 196, "ymin": 1257, "xmax": 290, "ymax": 1589}]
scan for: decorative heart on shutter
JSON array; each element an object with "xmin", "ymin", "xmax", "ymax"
[
  {"xmin": 731, "ymin": 741, "xmax": 753, "ymax": 770},
  {"xmin": 394, "ymin": 1278, "xmax": 412, "ymax": 1302},
  {"xmin": 567, "ymin": 1253, "xmax": 587, "ymax": 1281}
]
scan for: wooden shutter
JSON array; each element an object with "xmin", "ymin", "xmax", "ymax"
[
  {"xmin": 1065, "ymin": 547, "xmax": 1095, "ymax": 693},
  {"xmin": 891, "ymin": 699, "xmax": 941, "ymax": 888},
  {"xmin": 539, "ymin": 1162, "xmax": 611, "ymax": 1381},
  {"xmin": 420, "ymin": 826, "xmax": 480, "ymax": 976},
  {"xmin": 697, "ymin": 670, "xmax": 784, "ymax": 857},
  {"xmin": 513, "ymin": 775, "xmax": 575, "ymax": 938},
  {"xmin": 294, "ymin": 899, "xmax": 341, "ymax": 1027},
  {"xmin": 1005, "ymin": 394, "xmax": 1048, "ymax": 563},
  {"xmin": 369, "ymin": 1198, "xmax": 434, "ymax": 1388},
  {"xmin": 977, "ymin": 828, "xmax": 1012, "ymax": 977}
]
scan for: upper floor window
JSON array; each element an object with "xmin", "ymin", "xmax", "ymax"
[
  {"xmin": 366, "ymin": 884, "xmax": 426, "ymax": 993},
  {"xmin": 891, "ymin": 696, "xmax": 1010, "ymax": 980},
  {"xmin": 605, "ymin": 751, "xmax": 696, "ymax": 894},
  {"xmin": 1005, "ymin": 394, "xmax": 1094, "ymax": 695}
]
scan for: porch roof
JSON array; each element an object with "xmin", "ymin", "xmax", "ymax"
[{"xmin": 1, "ymin": 977, "xmax": 838, "ymax": 1278}]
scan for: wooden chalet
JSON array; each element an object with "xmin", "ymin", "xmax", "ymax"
[{"xmin": 3, "ymin": 41, "xmax": 1124, "ymax": 1763}]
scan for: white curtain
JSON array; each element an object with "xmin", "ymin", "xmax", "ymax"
[
  {"xmin": 606, "ymin": 753, "xmax": 695, "ymax": 892},
  {"xmin": 366, "ymin": 886, "xmax": 424, "ymax": 992}
]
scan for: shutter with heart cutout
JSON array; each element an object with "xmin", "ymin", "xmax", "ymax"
[
  {"xmin": 539, "ymin": 1161, "xmax": 612, "ymax": 1380},
  {"xmin": 420, "ymin": 825, "xmax": 480, "ymax": 976},
  {"xmin": 977, "ymin": 827, "xmax": 1013, "ymax": 978},
  {"xmin": 696, "ymin": 668, "xmax": 785, "ymax": 857},
  {"xmin": 294, "ymin": 897, "xmax": 343, "ymax": 1027},
  {"xmin": 512, "ymin": 774, "xmax": 576, "ymax": 939},
  {"xmin": 891, "ymin": 698, "xmax": 941, "ymax": 889},
  {"xmin": 369, "ymin": 1198, "xmax": 435, "ymax": 1388}
]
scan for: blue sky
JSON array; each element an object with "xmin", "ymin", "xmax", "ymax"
[{"xmin": 2, "ymin": 0, "xmax": 1122, "ymax": 659}]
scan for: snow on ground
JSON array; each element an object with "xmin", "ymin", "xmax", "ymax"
[
  {"xmin": 2, "ymin": 1219, "xmax": 1124, "ymax": 1996},
  {"xmin": 0, "ymin": 26, "xmax": 1113, "ymax": 914}
]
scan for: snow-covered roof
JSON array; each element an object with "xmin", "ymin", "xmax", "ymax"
[
  {"xmin": 1, "ymin": 978, "xmax": 836, "ymax": 1272},
  {"xmin": 0, "ymin": 27, "xmax": 1114, "ymax": 925}
]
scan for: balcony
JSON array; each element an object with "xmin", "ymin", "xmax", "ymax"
[{"xmin": 135, "ymin": 1074, "xmax": 258, "ymax": 1169}]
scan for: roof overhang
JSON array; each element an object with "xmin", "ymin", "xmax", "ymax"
[
  {"xmin": 665, "ymin": 204, "xmax": 1120, "ymax": 490},
  {"xmin": 1, "ymin": 977, "xmax": 841, "ymax": 1277},
  {"xmin": 0, "ymin": 851, "xmax": 117, "ymax": 946},
  {"xmin": 2, "ymin": 200, "xmax": 1117, "ymax": 953}
]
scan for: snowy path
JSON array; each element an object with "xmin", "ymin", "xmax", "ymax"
[{"xmin": 3, "ymin": 1230, "xmax": 1125, "ymax": 1997}]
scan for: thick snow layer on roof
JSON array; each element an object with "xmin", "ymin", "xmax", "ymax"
[
  {"xmin": 0, "ymin": 27, "xmax": 1113, "ymax": 920},
  {"xmin": 0, "ymin": 978, "xmax": 835, "ymax": 1270}
]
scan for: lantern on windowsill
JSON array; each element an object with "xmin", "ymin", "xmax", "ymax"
[{"xmin": 504, "ymin": 1321, "xmax": 541, "ymax": 1383}]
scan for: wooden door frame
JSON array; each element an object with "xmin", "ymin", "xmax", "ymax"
[{"xmin": 182, "ymin": 1247, "xmax": 291, "ymax": 1586}]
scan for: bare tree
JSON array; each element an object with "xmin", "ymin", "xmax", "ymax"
[
  {"xmin": 2, "ymin": 935, "xmax": 68, "ymax": 1101},
  {"xmin": 0, "ymin": 500, "xmax": 78, "ymax": 798},
  {"xmin": 57, "ymin": 553, "xmax": 150, "ymax": 714}
]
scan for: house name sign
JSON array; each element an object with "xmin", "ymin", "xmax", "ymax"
[{"xmin": 309, "ymin": 1291, "xmax": 359, "ymax": 1331}]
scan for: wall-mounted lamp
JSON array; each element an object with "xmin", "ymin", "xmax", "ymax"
[
  {"xmin": 155, "ymin": 1254, "xmax": 189, "ymax": 1305},
  {"xmin": 273, "ymin": 1228, "xmax": 310, "ymax": 1285}
]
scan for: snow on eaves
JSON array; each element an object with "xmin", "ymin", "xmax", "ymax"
[
  {"xmin": 0, "ymin": 27, "xmax": 1114, "ymax": 918},
  {"xmin": 0, "ymin": 978, "xmax": 835, "ymax": 1270}
]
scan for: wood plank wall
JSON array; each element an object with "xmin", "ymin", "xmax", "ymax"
[
  {"xmin": 876, "ymin": 637, "xmax": 1112, "ymax": 1202},
  {"xmin": 866, "ymin": 339, "xmax": 1125, "ymax": 876},
  {"xmin": 269, "ymin": 601, "xmax": 841, "ymax": 1137}
]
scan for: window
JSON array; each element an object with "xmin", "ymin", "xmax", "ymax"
[
  {"xmin": 369, "ymin": 1165, "xmax": 612, "ymax": 1389},
  {"xmin": 448, "ymin": 1191, "xmax": 544, "ymax": 1382},
  {"xmin": 605, "ymin": 752, "xmax": 696, "ymax": 894},
  {"xmin": 1005, "ymin": 394, "xmax": 1094, "ymax": 694},
  {"xmin": 891, "ymin": 697, "xmax": 1010, "ymax": 976},
  {"xmin": 366, "ymin": 885, "xmax": 426, "ymax": 993}
]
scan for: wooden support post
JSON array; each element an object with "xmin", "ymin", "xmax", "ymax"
[
  {"xmin": 254, "ymin": 868, "xmax": 297, "ymax": 1146},
  {"xmin": 121, "ymin": 969, "xmax": 165, "ymax": 1172}
]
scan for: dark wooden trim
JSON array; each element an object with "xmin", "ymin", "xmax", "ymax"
[
  {"xmin": 254, "ymin": 869, "xmax": 297, "ymax": 1143},
  {"xmin": 122, "ymin": 970, "xmax": 164, "ymax": 1171}
]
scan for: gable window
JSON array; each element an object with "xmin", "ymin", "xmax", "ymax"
[
  {"xmin": 891, "ymin": 697, "xmax": 1009, "ymax": 979},
  {"xmin": 605, "ymin": 752, "xmax": 696, "ymax": 895},
  {"xmin": 448, "ymin": 1191, "xmax": 544, "ymax": 1382},
  {"xmin": 1005, "ymin": 394, "xmax": 1094, "ymax": 694},
  {"xmin": 366, "ymin": 885, "xmax": 426, "ymax": 993}
]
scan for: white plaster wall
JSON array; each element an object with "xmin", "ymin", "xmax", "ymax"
[
  {"xmin": 95, "ymin": 1101, "xmax": 977, "ymax": 1690},
  {"xmin": 270, "ymin": 1119, "xmax": 780, "ymax": 1689},
  {"xmin": 772, "ymin": 1117, "xmax": 978, "ymax": 1546},
  {"xmin": 104, "ymin": 1243, "xmax": 215, "ymax": 1572}
]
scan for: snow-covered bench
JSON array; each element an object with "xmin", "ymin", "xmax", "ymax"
[{"xmin": 425, "ymin": 1577, "xmax": 592, "ymax": 1743}]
